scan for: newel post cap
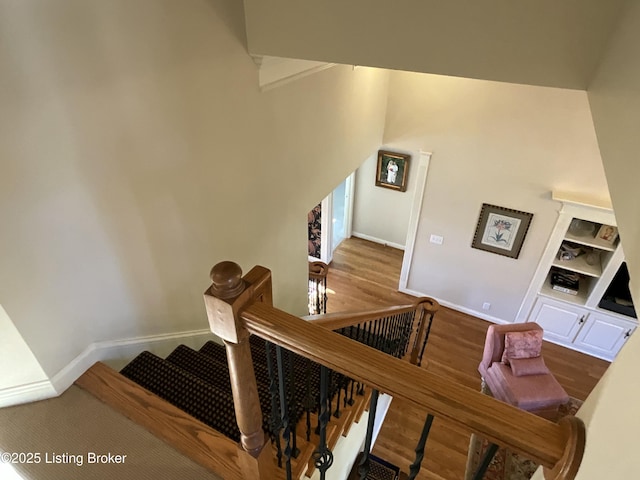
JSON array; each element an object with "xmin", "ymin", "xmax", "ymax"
[{"xmin": 210, "ymin": 261, "xmax": 245, "ymax": 299}]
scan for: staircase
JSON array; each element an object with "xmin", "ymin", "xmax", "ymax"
[
  {"xmin": 75, "ymin": 261, "xmax": 587, "ymax": 480},
  {"xmin": 116, "ymin": 333, "xmax": 382, "ymax": 479}
]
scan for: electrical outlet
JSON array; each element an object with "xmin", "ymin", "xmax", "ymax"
[
  {"xmin": 482, "ymin": 302, "xmax": 491, "ymax": 310},
  {"xmin": 430, "ymin": 234, "xmax": 444, "ymax": 245}
]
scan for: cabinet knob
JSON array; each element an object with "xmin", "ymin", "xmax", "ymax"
[
  {"xmin": 578, "ymin": 315, "xmax": 586, "ymax": 324},
  {"xmin": 625, "ymin": 330, "xmax": 632, "ymax": 339}
]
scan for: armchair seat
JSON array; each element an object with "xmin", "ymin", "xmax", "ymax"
[
  {"xmin": 479, "ymin": 323, "xmax": 569, "ymax": 418},
  {"xmin": 485, "ymin": 363, "xmax": 568, "ymax": 411}
]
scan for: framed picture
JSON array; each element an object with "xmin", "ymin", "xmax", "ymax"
[
  {"xmin": 596, "ymin": 224, "xmax": 618, "ymax": 245},
  {"xmin": 375, "ymin": 150, "xmax": 410, "ymax": 192},
  {"xmin": 471, "ymin": 204, "xmax": 534, "ymax": 259}
]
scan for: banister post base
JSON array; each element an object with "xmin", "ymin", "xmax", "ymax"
[
  {"xmin": 237, "ymin": 433, "xmax": 278, "ymax": 479},
  {"xmin": 543, "ymin": 416, "xmax": 586, "ymax": 480}
]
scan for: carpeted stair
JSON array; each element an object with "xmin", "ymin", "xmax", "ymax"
[
  {"xmin": 117, "ymin": 324, "xmax": 409, "ymax": 478},
  {"xmin": 119, "ymin": 336, "xmax": 347, "ymax": 448}
]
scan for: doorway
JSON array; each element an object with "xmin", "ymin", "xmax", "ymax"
[{"xmin": 308, "ymin": 172, "xmax": 355, "ymax": 264}]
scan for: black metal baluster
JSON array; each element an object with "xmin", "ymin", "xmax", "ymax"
[
  {"xmin": 417, "ymin": 311, "xmax": 435, "ymax": 367},
  {"xmin": 397, "ymin": 313, "xmax": 407, "ymax": 357},
  {"xmin": 408, "ymin": 413, "xmax": 435, "ymax": 479},
  {"xmin": 343, "ymin": 376, "xmax": 349, "ymax": 408},
  {"xmin": 383, "ymin": 316, "xmax": 390, "ymax": 350},
  {"xmin": 373, "ymin": 318, "xmax": 383, "ymax": 350},
  {"xmin": 275, "ymin": 346, "xmax": 293, "ymax": 480},
  {"xmin": 265, "ymin": 341, "xmax": 283, "ymax": 468},
  {"xmin": 327, "ymin": 369, "xmax": 333, "ymax": 416},
  {"xmin": 321, "ymin": 275, "xmax": 327, "ymax": 313},
  {"xmin": 334, "ymin": 372, "xmax": 343, "ymax": 418},
  {"xmin": 305, "ymin": 358, "xmax": 312, "ymax": 441},
  {"xmin": 389, "ymin": 314, "xmax": 399, "ymax": 356},
  {"xmin": 348, "ymin": 376, "xmax": 356, "ymax": 405},
  {"xmin": 358, "ymin": 388, "xmax": 380, "ymax": 480},
  {"xmin": 286, "ymin": 351, "xmax": 300, "ymax": 458},
  {"xmin": 397, "ymin": 312, "xmax": 406, "ymax": 355},
  {"xmin": 472, "ymin": 443, "xmax": 499, "ymax": 480},
  {"xmin": 401, "ymin": 311, "xmax": 413, "ymax": 356},
  {"xmin": 313, "ymin": 366, "xmax": 334, "ymax": 480},
  {"xmin": 364, "ymin": 320, "xmax": 372, "ymax": 347}
]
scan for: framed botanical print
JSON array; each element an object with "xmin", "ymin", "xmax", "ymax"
[{"xmin": 471, "ymin": 204, "xmax": 534, "ymax": 259}]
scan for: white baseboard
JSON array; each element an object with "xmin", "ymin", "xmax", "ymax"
[
  {"xmin": 1, "ymin": 328, "xmax": 218, "ymax": 408},
  {"xmin": 51, "ymin": 328, "xmax": 216, "ymax": 394},
  {"xmin": 398, "ymin": 287, "xmax": 512, "ymax": 325},
  {"xmin": 0, "ymin": 380, "xmax": 57, "ymax": 409},
  {"xmin": 351, "ymin": 232, "xmax": 405, "ymax": 251}
]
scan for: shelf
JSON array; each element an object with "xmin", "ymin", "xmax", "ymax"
[
  {"xmin": 540, "ymin": 272, "xmax": 590, "ymax": 305},
  {"xmin": 563, "ymin": 231, "xmax": 617, "ymax": 252},
  {"xmin": 552, "ymin": 255, "xmax": 602, "ymax": 278}
]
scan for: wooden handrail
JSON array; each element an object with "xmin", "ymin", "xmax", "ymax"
[
  {"xmin": 302, "ymin": 298, "xmax": 438, "ymax": 366},
  {"xmin": 242, "ymin": 301, "xmax": 584, "ymax": 476},
  {"xmin": 302, "ymin": 303, "xmax": 417, "ymax": 329},
  {"xmin": 205, "ymin": 262, "xmax": 584, "ymax": 479},
  {"xmin": 308, "ymin": 261, "xmax": 329, "ymax": 280}
]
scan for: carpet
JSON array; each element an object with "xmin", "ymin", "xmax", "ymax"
[
  {"xmin": 0, "ymin": 386, "xmax": 224, "ymax": 480},
  {"xmin": 465, "ymin": 398, "xmax": 582, "ymax": 480}
]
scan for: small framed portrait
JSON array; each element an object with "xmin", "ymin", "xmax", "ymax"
[
  {"xmin": 596, "ymin": 224, "xmax": 619, "ymax": 245},
  {"xmin": 375, "ymin": 150, "xmax": 410, "ymax": 192},
  {"xmin": 471, "ymin": 204, "xmax": 534, "ymax": 259}
]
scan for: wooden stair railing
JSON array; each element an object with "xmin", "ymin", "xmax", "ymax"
[
  {"xmin": 308, "ymin": 261, "xmax": 329, "ymax": 315},
  {"xmin": 205, "ymin": 262, "xmax": 585, "ymax": 480},
  {"xmin": 302, "ymin": 297, "xmax": 439, "ymax": 366}
]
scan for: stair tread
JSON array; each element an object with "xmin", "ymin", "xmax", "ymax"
[
  {"xmin": 120, "ymin": 351, "xmax": 240, "ymax": 441},
  {"xmin": 119, "ymin": 334, "xmax": 382, "ymax": 479}
]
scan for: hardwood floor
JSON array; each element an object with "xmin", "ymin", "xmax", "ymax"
[{"xmin": 325, "ymin": 237, "xmax": 610, "ymax": 479}]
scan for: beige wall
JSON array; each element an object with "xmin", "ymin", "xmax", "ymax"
[
  {"xmin": 567, "ymin": 0, "xmax": 640, "ymax": 477},
  {"xmin": 0, "ymin": 0, "xmax": 389, "ymax": 378},
  {"xmin": 383, "ymin": 72, "xmax": 610, "ymax": 322},
  {"xmin": 243, "ymin": 0, "xmax": 625, "ymax": 90},
  {"xmin": 352, "ymin": 150, "xmax": 416, "ymax": 248}
]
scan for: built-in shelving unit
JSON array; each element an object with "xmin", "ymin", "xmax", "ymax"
[{"xmin": 517, "ymin": 192, "xmax": 637, "ymax": 361}]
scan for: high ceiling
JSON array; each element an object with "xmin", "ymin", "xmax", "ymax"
[{"xmin": 243, "ymin": 0, "xmax": 627, "ymax": 89}]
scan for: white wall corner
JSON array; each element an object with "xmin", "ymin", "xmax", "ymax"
[
  {"xmin": 51, "ymin": 329, "xmax": 216, "ymax": 394},
  {"xmin": 2, "ymin": 328, "xmax": 219, "ymax": 407},
  {"xmin": 399, "ymin": 151, "xmax": 432, "ymax": 290}
]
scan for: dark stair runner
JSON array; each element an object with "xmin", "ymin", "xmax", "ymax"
[{"xmin": 119, "ymin": 318, "xmax": 417, "ymax": 474}]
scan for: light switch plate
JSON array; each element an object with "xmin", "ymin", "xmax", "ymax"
[{"xmin": 430, "ymin": 234, "xmax": 444, "ymax": 245}]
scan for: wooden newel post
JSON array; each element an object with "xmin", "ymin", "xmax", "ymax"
[
  {"xmin": 410, "ymin": 297, "xmax": 440, "ymax": 366},
  {"xmin": 204, "ymin": 261, "xmax": 275, "ymax": 478}
]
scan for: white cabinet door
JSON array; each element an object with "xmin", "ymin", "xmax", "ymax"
[
  {"xmin": 573, "ymin": 313, "xmax": 636, "ymax": 360},
  {"xmin": 529, "ymin": 298, "xmax": 585, "ymax": 343}
]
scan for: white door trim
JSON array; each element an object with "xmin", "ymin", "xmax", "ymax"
[{"xmin": 399, "ymin": 151, "xmax": 433, "ymax": 291}]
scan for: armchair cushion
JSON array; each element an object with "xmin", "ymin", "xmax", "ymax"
[
  {"xmin": 501, "ymin": 330, "xmax": 543, "ymax": 365},
  {"xmin": 509, "ymin": 356, "xmax": 549, "ymax": 377},
  {"xmin": 486, "ymin": 363, "xmax": 569, "ymax": 411}
]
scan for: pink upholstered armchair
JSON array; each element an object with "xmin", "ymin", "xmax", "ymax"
[{"xmin": 478, "ymin": 323, "xmax": 569, "ymax": 419}]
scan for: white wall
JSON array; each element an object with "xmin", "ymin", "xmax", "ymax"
[
  {"xmin": 243, "ymin": 0, "xmax": 625, "ymax": 90},
  {"xmin": 0, "ymin": 0, "xmax": 389, "ymax": 380},
  {"xmin": 555, "ymin": 1, "xmax": 640, "ymax": 478},
  {"xmin": 352, "ymin": 150, "xmax": 416, "ymax": 248},
  {"xmin": 0, "ymin": 305, "xmax": 48, "ymax": 389},
  {"xmin": 384, "ymin": 72, "xmax": 610, "ymax": 322}
]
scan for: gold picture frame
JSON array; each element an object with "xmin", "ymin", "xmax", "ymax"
[{"xmin": 375, "ymin": 150, "xmax": 410, "ymax": 192}]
